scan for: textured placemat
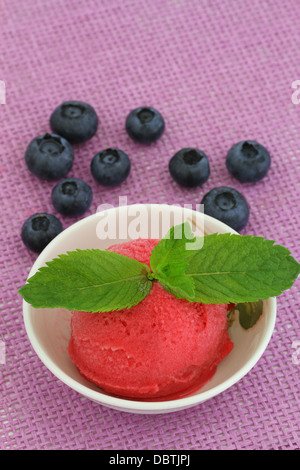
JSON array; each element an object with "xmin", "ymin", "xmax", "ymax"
[{"xmin": 0, "ymin": 0, "xmax": 299, "ymax": 450}]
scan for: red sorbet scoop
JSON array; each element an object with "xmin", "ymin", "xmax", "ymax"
[{"xmin": 68, "ymin": 239, "xmax": 233, "ymax": 400}]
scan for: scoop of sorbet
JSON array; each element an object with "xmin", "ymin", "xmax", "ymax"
[{"xmin": 68, "ymin": 238, "xmax": 233, "ymax": 400}]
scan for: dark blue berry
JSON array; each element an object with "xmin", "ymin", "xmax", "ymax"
[
  {"xmin": 169, "ymin": 148, "xmax": 210, "ymax": 187},
  {"xmin": 90, "ymin": 148, "xmax": 131, "ymax": 186},
  {"xmin": 201, "ymin": 186, "xmax": 249, "ymax": 232},
  {"xmin": 21, "ymin": 213, "xmax": 63, "ymax": 253},
  {"xmin": 50, "ymin": 100, "xmax": 98, "ymax": 144},
  {"xmin": 51, "ymin": 177, "xmax": 93, "ymax": 216},
  {"xmin": 25, "ymin": 133, "xmax": 74, "ymax": 181},
  {"xmin": 226, "ymin": 140, "xmax": 271, "ymax": 183},
  {"xmin": 125, "ymin": 106, "xmax": 165, "ymax": 144}
]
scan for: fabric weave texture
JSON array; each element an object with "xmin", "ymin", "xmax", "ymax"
[{"xmin": 0, "ymin": 0, "xmax": 299, "ymax": 450}]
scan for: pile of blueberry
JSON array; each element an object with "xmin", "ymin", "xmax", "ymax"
[{"xmin": 21, "ymin": 101, "xmax": 271, "ymax": 253}]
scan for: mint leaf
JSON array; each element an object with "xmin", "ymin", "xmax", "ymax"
[
  {"xmin": 18, "ymin": 249, "xmax": 152, "ymax": 313},
  {"xmin": 185, "ymin": 233, "xmax": 300, "ymax": 304},
  {"xmin": 235, "ymin": 300, "xmax": 264, "ymax": 329},
  {"xmin": 150, "ymin": 222, "xmax": 199, "ymax": 299},
  {"xmin": 18, "ymin": 225, "xmax": 300, "ymax": 314}
]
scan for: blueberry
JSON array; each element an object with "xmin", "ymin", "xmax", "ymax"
[
  {"xmin": 25, "ymin": 133, "xmax": 74, "ymax": 181},
  {"xmin": 169, "ymin": 148, "xmax": 210, "ymax": 187},
  {"xmin": 226, "ymin": 140, "xmax": 271, "ymax": 182},
  {"xmin": 125, "ymin": 106, "xmax": 165, "ymax": 144},
  {"xmin": 21, "ymin": 213, "xmax": 63, "ymax": 253},
  {"xmin": 90, "ymin": 148, "xmax": 131, "ymax": 186},
  {"xmin": 50, "ymin": 100, "xmax": 98, "ymax": 144},
  {"xmin": 201, "ymin": 186, "xmax": 249, "ymax": 232},
  {"xmin": 51, "ymin": 177, "xmax": 93, "ymax": 216}
]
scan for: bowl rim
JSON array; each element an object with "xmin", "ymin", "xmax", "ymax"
[{"xmin": 22, "ymin": 204, "xmax": 277, "ymax": 413}]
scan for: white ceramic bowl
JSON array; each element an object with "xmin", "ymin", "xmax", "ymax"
[{"xmin": 22, "ymin": 204, "xmax": 276, "ymax": 414}]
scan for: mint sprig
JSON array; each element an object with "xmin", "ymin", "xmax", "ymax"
[
  {"xmin": 19, "ymin": 223, "xmax": 300, "ymax": 318},
  {"xmin": 149, "ymin": 221, "xmax": 199, "ymax": 299},
  {"xmin": 19, "ymin": 249, "xmax": 152, "ymax": 313},
  {"xmin": 185, "ymin": 232, "xmax": 300, "ymax": 304}
]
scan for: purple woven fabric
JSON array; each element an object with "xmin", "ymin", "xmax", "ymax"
[{"xmin": 1, "ymin": 0, "xmax": 299, "ymax": 450}]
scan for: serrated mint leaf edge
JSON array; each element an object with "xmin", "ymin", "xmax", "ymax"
[
  {"xmin": 149, "ymin": 222, "xmax": 199, "ymax": 300},
  {"xmin": 151, "ymin": 271, "xmax": 195, "ymax": 300},
  {"xmin": 149, "ymin": 221, "xmax": 197, "ymax": 274},
  {"xmin": 18, "ymin": 248, "xmax": 153, "ymax": 313},
  {"xmin": 183, "ymin": 233, "xmax": 300, "ymax": 304},
  {"xmin": 18, "ymin": 232, "xmax": 300, "ymax": 312}
]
